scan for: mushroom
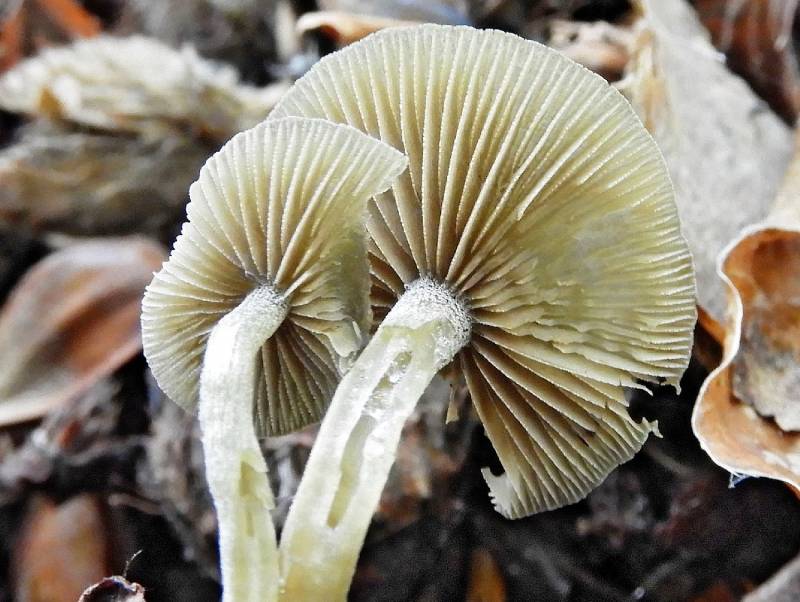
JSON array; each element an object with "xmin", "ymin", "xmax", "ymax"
[
  {"xmin": 270, "ymin": 25, "xmax": 696, "ymax": 598},
  {"xmin": 140, "ymin": 117, "xmax": 406, "ymax": 601}
]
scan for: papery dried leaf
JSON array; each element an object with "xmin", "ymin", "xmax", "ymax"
[
  {"xmin": 695, "ymin": 0, "xmax": 800, "ymax": 123},
  {"xmin": 0, "ymin": 381, "xmax": 127, "ymax": 505},
  {"xmin": 297, "ymin": 11, "xmax": 416, "ymax": 46},
  {"xmin": 0, "ymin": 123, "xmax": 211, "ymax": 238},
  {"xmin": 466, "ymin": 548, "xmax": 507, "ymax": 602},
  {"xmin": 693, "ymin": 131, "xmax": 800, "ymax": 486},
  {"xmin": 624, "ymin": 0, "xmax": 793, "ymax": 322},
  {"xmin": 693, "ymin": 343, "xmax": 800, "ymax": 490},
  {"xmin": 35, "ymin": 0, "xmax": 102, "ymax": 38},
  {"xmin": 729, "ymin": 229, "xmax": 800, "ymax": 430},
  {"xmin": 694, "ymin": 306, "xmax": 725, "ymax": 372},
  {"xmin": 13, "ymin": 495, "xmax": 110, "ymax": 602},
  {"xmin": 0, "ymin": 35, "xmax": 288, "ymax": 239},
  {"xmin": 548, "ymin": 19, "xmax": 633, "ymax": 81},
  {"xmin": 0, "ymin": 239, "xmax": 165, "ymax": 427},
  {"xmin": 79, "ymin": 577, "xmax": 147, "ymax": 602},
  {"xmin": 126, "ymin": 0, "xmax": 281, "ymax": 84},
  {"xmin": 0, "ymin": 0, "xmax": 100, "ymax": 73},
  {"xmin": 0, "ymin": 35, "xmax": 286, "ymax": 139},
  {"xmin": 318, "ymin": 0, "xmax": 469, "ymax": 24},
  {"xmin": 0, "ymin": 3, "xmax": 25, "ymax": 72}
]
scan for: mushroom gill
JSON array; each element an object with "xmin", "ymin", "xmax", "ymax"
[
  {"xmin": 272, "ymin": 24, "xmax": 695, "ymax": 519},
  {"xmin": 143, "ymin": 117, "xmax": 406, "ymax": 437},
  {"xmin": 141, "ymin": 116, "xmax": 406, "ymax": 601},
  {"xmin": 272, "ymin": 25, "xmax": 695, "ymax": 600}
]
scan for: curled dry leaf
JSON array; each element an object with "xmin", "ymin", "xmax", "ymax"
[
  {"xmin": 13, "ymin": 494, "xmax": 111, "ymax": 602},
  {"xmin": 0, "ymin": 35, "xmax": 286, "ymax": 140},
  {"xmin": 0, "ymin": 2, "xmax": 25, "ymax": 72},
  {"xmin": 695, "ymin": 0, "xmax": 800, "ymax": 123},
  {"xmin": 126, "ymin": 0, "xmax": 283, "ymax": 85},
  {"xmin": 466, "ymin": 548, "xmax": 507, "ymax": 602},
  {"xmin": 548, "ymin": 19, "xmax": 634, "ymax": 82},
  {"xmin": 317, "ymin": 0, "xmax": 469, "ymax": 24},
  {"xmin": 693, "ymin": 131, "xmax": 800, "ymax": 488},
  {"xmin": 623, "ymin": 0, "xmax": 793, "ymax": 322},
  {"xmin": 297, "ymin": 11, "xmax": 417, "ymax": 46},
  {"xmin": 0, "ymin": 36, "xmax": 289, "ymax": 238},
  {"xmin": 0, "ymin": 0, "xmax": 101, "ymax": 73},
  {"xmin": 79, "ymin": 576, "xmax": 147, "ymax": 602},
  {"xmin": 0, "ymin": 122, "xmax": 211, "ymax": 238},
  {"xmin": 729, "ymin": 228, "xmax": 800, "ymax": 430},
  {"xmin": 0, "ymin": 238, "xmax": 165, "ymax": 427},
  {"xmin": 30, "ymin": 0, "xmax": 101, "ymax": 39}
]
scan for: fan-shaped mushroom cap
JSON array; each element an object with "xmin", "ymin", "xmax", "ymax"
[
  {"xmin": 142, "ymin": 117, "xmax": 407, "ymax": 436},
  {"xmin": 270, "ymin": 25, "xmax": 696, "ymax": 517}
]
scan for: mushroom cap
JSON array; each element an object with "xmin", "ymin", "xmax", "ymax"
[
  {"xmin": 270, "ymin": 25, "xmax": 696, "ymax": 517},
  {"xmin": 142, "ymin": 117, "xmax": 407, "ymax": 436}
]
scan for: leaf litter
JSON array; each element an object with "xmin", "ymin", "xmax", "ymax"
[{"xmin": 2, "ymin": 1, "xmax": 800, "ymax": 600}]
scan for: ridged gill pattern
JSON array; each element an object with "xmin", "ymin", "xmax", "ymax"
[
  {"xmin": 142, "ymin": 117, "xmax": 407, "ymax": 436},
  {"xmin": 271, "ymin": 25, "xmax": 696, "ymax": 517}
]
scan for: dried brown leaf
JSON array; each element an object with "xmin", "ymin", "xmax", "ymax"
[
  {"xmin": 548, "ymin": 19, "xmax": 633, "ymax": 81},
  {"xmin": 0, "ymin": 3, "xmax": 25, "ymax": 72},
  {"xmin": 79, "ymin": 577, "xmax": 147, "ymax": 602},
  {"xmin": 35, "ymin": 0, "xmax": 101, "ymax": 39},
  {"xmin": 297, "ymin": 11, "xmax": 416, "ymax": 46},
  {"xmin": 693, "ymin": 130, "xmax": 800, "ymax": 486},
  {"xmin": 695, "ymin": 0, "xmax": 800, "ymax": 123},
  {"xmin": 466, "ymin": 548, "xmax": 507, "ymax": 602},
  {"xmin": 0, "ymin": 123, "xmax": 211, "ymax": 238},
  {"xmin": 0, "ymin": 36, "xmax": 288, "ymax": 238},
  {"xmin": 694, "ymin": 306, "xmax": 725, "ymax": 372},
  {"xmin": 317, "ymin": 0, "xmax": 469, "ymax": 24},
  {"xmin": 728, "ymin": 229, "xmax": 800, "ymax": 430},
  {"xmin": 0, "ymin": 35, "xmax": 287, "ymax": 140},
  {"xmin": 693, "ymin": 355, "xmax": 800, "ymax": 488},
  {"xmin": 0, "ymin": 0, "xmax": 100, "ymax": 73},
  {"xmin": 624, "ymin": 0, "xmax": 793, "ymax": 322},
  {"xmin": 13, "ymin": 494, "xmax": 111, "ymax": 602},
  {"xmin": 0, "ymin": 238, "xmax": 165, "ymax": 427},
  {"xmin": 126, "ymin": 0, "xmax": 283, "ymax": 82}
]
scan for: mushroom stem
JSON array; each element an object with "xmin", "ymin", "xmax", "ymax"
[
  {"xmin": 278, "ymin": 278, "xmax": 471, "ymax": 600},
  {"xmin": 198, "ymin": 284, "xmax": 288, "ymax": 602}
]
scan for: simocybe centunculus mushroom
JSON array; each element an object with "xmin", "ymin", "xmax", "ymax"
[
  {"xmin": 269, "ymin": 25, "xmax": 697, "ymax": 599},
  {"xmin": 141, "ymin": 117, "xmax": 406, "ymax": 601}
]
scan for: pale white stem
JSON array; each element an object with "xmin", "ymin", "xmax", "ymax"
[
  {"xmin": 198, "ymin": 285, "xmax": 288, "ymax": 602},
  {"xmin": 278, "ymin": 278, "xmax": 471, "ymax": 601}
]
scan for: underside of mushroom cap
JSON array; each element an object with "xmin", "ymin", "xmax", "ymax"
[
  {"xmin": 142, "ymin": 117, "xmax": 407, "ymax": 436},
  {"xmin": 271, "ymin": 25, "xmax": 696, "ymax": 517}
]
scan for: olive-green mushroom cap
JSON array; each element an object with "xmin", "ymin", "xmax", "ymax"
[
  {"xmin": 270, "ymin": 25, "xmax": 696, "ymax": 518},
  {"xmin": 142, "ymin": 117, "xmax": 407, "ymax": 436}
]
